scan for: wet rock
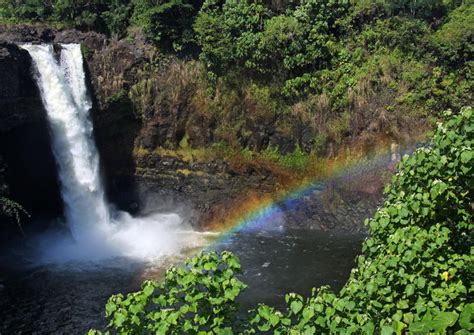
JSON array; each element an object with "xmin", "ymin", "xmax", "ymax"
[
  {"xmin": 0, "ymin": 24, "xmax": 54, "ymax": 43},
  {"xmin": 269, "ymin": 132, "xmax": 295, "ymax": 154},
  {"xmin": 0, "ymin": 43, "xmax": 43, "ymax": 131},
  {"xmin": 54, "ymin": 29, "xmax": 106, "ymax": 50},
  {"xmin": 0, "ymin": 42, "xmax": 63, "ymax": 223}
]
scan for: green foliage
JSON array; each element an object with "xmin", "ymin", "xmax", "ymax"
[
  {"xmin": 2, "ymin": 0, "xmax": 471, "ymax": 132},
  {"xmin": 80, "ymin": 43, "xmax": 93, "ymax": 59},
  {"xmin": 192, "ymin": 0, "xmax": 472, "ymax": 130},
  {"xmin": 256, "ymin": 0, "xmax": 349, "ymax": 73},
  {"xmin": 353, "ymin": 16, "xmax": 431, "ymax": 55},
  {"xmin": 52, "ymin": 0, "xmax": 103, "ymax": 30},
  {"xmin": 105, "ymin": 89, "xmax": 127, "ymax": 104},
  {"xmin": 91, "ymin": 108, "xmax": 473, "ymax": 334},
  {"xmin": 195, "ymin": 0, "xmax": 349, "ymax": 91},
  {"xmin": 101, "ymin": 0, "xmax": 132, "ymax": 37},
  {"xmin": 0, "ymin": 0, "xmax": 107, "ymax": 30},
  {"xmin": 379, "ymin": 0, "xmax": 446, "ymax": 18},
  {"xmin": 287, "ymin": 4, "xmax": 473, "ymax": 125},
  {"xmin": 431, "ymin": 4, "xmax": 474, "ymax": 67},
  {"xmin": 0, "ymin": 196, "xmax": 29, "ymax": 231},
  {"xmin": 0, "ymin": 0, "xmax": 53, "ymax": 21},
  {"xmin": 1, "ymin": 0, "xmax": 202, "ymax": 42},
  {"xmin": 194, "ymin": 0, "xmax": 270, "ymax": 75},
  {"xmin": 88, "ymin": 251, "xmax": 246, "ymax": 334},
  {"xmin": 261, "ymin": 145, "xmax": 310, "ymax": 171},
  {"xmin": 352, "ymin": 0, "xmax": 464, "ymax": 19},
  {"xmin": 131, "ymin": 0, "xmax": 203, "ymax": 51}
]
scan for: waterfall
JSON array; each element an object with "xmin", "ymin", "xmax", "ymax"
[
  {"xmin": 21, "ymin": 44, "xmax": 110, "ymax": 239},
  {"xmin": 21, "ymin": 44, "xmax": 206, "ymax": 263}
]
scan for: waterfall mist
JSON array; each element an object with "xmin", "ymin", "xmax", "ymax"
[{"xmin": 21, "ymin": 44, "xmax": 206, "ymax": 264}]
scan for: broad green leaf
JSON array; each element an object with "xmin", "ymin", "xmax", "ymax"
[
  {"xmin": 459, "ymin": 303, "xmax": 474, "ymax": 330},
  {"xmin": 290, "ymin": 300, "xmax": 303, "ymax": 314}
]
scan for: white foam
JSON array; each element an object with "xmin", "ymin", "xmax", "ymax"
[{"xmin": 21, "ymin": 44, "xmax": 206, "ymax": 264}]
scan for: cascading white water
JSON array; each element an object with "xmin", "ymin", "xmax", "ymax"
[
  {"xmin": 21, "ymin": 44, "xmax": 209, "ymax": 263},
  {"xmin": 21, "ymin": 44, "xmax": 110, "ymax": 240}
]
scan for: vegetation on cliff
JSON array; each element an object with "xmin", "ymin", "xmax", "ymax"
[
  {"xmin": 0, "ymin": 158, "xmax": 28, "ymax": 229},
  {"xmin": 1, "ymin": 1, "xmax": 472, "ymax": 163},
  {"xmin": 0, "ymin": 196, "xmax": 28, "ymax": 231},
  {"xmin": 88, "ymin": 107, "xmax": 473, "ymax": 334}
]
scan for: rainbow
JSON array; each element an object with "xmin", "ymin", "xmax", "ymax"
[{"xmin": 205, "ymin": 142, "xmax": 417, "ymax": 246}]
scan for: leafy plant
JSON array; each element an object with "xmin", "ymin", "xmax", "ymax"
[
  {"xmin": 0, "ymin": 0, "xmax": 53, "ymax": 21},
  {"xmin": 131, "ymin": 0, "xmax": 203, "ymax": 51},
  {"xmin": 88, "ymin": 251, "xmax": 246, "ymax": 334},
  {"xmin": 431, "ymin": 4, "xmax": 474, "ymax": 67},
  {"xmin": 105, "ymin": 89, "xmax": 127, "ymax": 104},
  {"xmin": 261, "ymin": 145, "xmax": 310, "ymax": 171},
  {"xmin": 0, "ymin": 196, "xmax": 29, "ymax": 232},
  {"xmin": 102, "ymin": 0, "xmax": 132, "ymax": 37},
  {"xmin": 194, "ymin": 0, "xmax": 349, "ymax": 93}
]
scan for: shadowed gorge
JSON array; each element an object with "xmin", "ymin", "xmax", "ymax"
[{"xmin": 0, "ymin": 43, "xmax": 63, "ymax": 239}]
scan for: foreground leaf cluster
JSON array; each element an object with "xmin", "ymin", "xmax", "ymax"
[{"xmin": 89, "ymin": 251, "xmax": 246, "ymax": 334}]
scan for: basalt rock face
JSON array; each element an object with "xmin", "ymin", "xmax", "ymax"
[
  {"xmin": 0, "ymin": 25, "xmax": 381, "ymax": 232},
  {"xmin": 0, "ymin": 24, "xmax": 105, "ymax": 46},
  {"xmin": 0, "ymin": 41, "xmax": 63, "ymax": 229},
  {"xmin": 0, "ymin": 43, "xmax": 42, "ymax": 131}
]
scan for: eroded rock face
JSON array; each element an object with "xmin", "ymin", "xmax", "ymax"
[
  {"xmin": 0, "ymin": 43, "xmax": 42, "ymax": 131},
  {"xmin": 0, "ymin": 24, "xmax": 105, "ymax": 47},
  {"xmin": 0, "ymin": 24, "xmax": 54, "ymax": 44},
  {"xmin": 0, "ymin": 41, "xmax": 63, "ymax": 225}
]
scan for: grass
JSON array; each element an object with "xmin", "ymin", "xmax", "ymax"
[{"xmin": 132, "ymin": 126, "xmax": 425, "ymax": 189}]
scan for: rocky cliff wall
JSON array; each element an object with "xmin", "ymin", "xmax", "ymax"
[{"xmin": 0, "ymin": 41, "xmax": 62, "ymax": 227}]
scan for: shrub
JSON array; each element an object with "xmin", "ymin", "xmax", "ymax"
[
  {"xmin": 431, "ymin": 4, "xmax": 474, "ymax": 67},
  {"xmin": 52, "ymin": 0, "xmax": 104, "ymax": 30},
  {"xmin": 261, "ymin": 145, "xmax": 310, "ymax": 171},
  {"xmin": 105, "ymin": 89, "xmax": 127, "ymax": 104},
  {"xmin": 194, "ymin": 0, "xmax": 270, "ymax": 75},
  {"xmin": 0, "ymin": 0, "xmax": 53, "ymax": 21},
  {"xmin": 131, "ymin": 0, "xmax": 203, "ymax": 52},
  {"xmin": 353, "ymin": 0, "xmax": 456, "ymax": 19},
  {"xmin": 195, "ymin": 0, "xmax": 349, "ymax": 94},
  {"xmin": 102, "ymin": 0, "xmax": 132, "ymax": 37},
  {"xmin": 88, "ymin": 251, "xmax": 246, "ymax": 334}
]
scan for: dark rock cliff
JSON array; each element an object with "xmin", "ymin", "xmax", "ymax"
[{"xmin": 0, "ymin": 41, "xmax": 62, "ymax": 227}]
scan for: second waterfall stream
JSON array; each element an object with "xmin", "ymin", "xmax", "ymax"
[{"xmin": 21, "ymin": 43, "xmax": 205, "ymax": 263}]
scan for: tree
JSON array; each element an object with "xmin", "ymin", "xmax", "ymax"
[
  {"xmin": 0, "ymin": 0, "xmax": 53, "ymax": 21},
  {"xmin": 431, "ymin": 4, "xmax": 474, "ymax": 67},
  {"xmin": 102, "ymin": 0, "xmax": 132, "ymax": 37},
  {"xmin": 52, "ymin": 0, "xmax": 106, "ymax": 30},
  {"xmin": 131, "ymin": 0, "xmax": 203, "ymax": 52}
]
